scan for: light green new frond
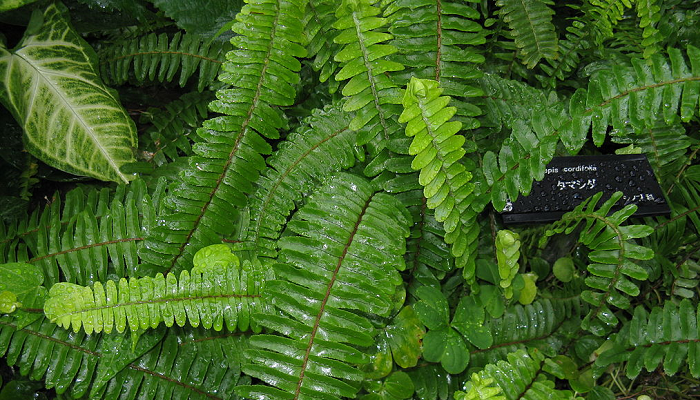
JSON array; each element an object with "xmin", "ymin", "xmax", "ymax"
[
  {"xmin": 243, "ymin": 105, "xmax": 355, "ymax": 260},
  {"xmin": 239, "ymin": 173, "xmax": 411, "ymax": 400},
  {"xmin": 98, "ymin": 32, "xmax": 230, "ymax": 91},
  {"xmin": 44, "ymin": 245, "xmax": 271, "ymax": 334},
  {"xmin": 543, "ymin": 192, "xmax": 654, "ymax": 336},
  {"xmin": 597, "ymin": 299, "xmax": 700, "ymax": 378},
  {"xmin": 332, "ymin": 0, "xmax": 404, "ymax": 154},
  {"xmin": 458, "ymin": 348, "xmax": 573, "ymax": 400},
  {"xmin": 399, "ymin": 77, "xmax": 478, "ymax": 279},
  {"xmin": 496, "ymin": 0, "xmax": 558, "ymax": 68},
  {"xmin": 495, "ymin": 230, "xmax": 520, "ymax": 299},
  {"xmin": 140, "ymin": 0, "xmax": 308, "ymax": 275}
]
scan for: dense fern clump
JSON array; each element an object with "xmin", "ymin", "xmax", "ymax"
[{"xmin": 3, "ymin": 0, "xmax": 700, "ymax": 399}]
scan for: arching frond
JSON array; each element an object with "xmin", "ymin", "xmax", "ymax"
[
  {"xmin": 542, "ymin": 192, "xmax": 654, "ymax": 336},
  {"xmin": 139, "ymin": 0, "xmax": 308, "ymax": 275},
  {"xmin": 242, "ymin": 105, "xmax": 355, "ymax": 260},
  {"xmin": 238, "ymin": 173, "xmax": 411, "ymax": 400}
]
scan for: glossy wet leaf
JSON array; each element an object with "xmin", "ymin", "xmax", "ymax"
[
  {"xmin": 385, "ymin": 306, "xmax": 425, "ymax": 368},
  {"xmin": 0, "ymin": 262, "xmax": 47, "ymax": 328},
  {"xmin": 451, "ymin": 296, "xmax": 493, "ymax": 349}
]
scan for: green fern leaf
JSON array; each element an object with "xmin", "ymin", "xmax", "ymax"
[
  {"xmin": 332, "ymin": 0, "xmax": 404, "ymax": 155},
  {"xmin": 140, "ymin": 0, "xmax": 307, "ymax": 275},
  {"xmin": 399, "ymin": 77, "xmax": 479, "ymax": 280},
  {"xmin": 44, "ymin": 244, "xmax": 270, "ymax": 334},
  {"xmin": 458, "ymin": 348, "xmax": 573, "ymax": 400},
  {"xmin": 610, "ymin": 122, "xmax": 691, "ymax": 179},
  {"xmin": 543, "ymin": 192, "xmax": 654, "ymax": 336},
  {"xmin": 0, "ymin": 178, "xmax": 159, "ymax": 286},
  {"xmin": 587, "ymin": 0, "xmax": 633, "ymax": 40},
  {"xmin": 385, "ymin": 0, "xmax": 486, "ymax": 128},
  {"xmin": 98, "ymin": 32, "xmax": 230, "ymax": 91},
  {"xmin": 306, "ymin": 0, "xmax": 344, "ymax": 93},
  {"xmin": 0, "ymin": 318, "xmax": 244, "ymax": 399},
  {"xmin": 238, "ymin": 173, "xmax": 411, "ymax": 400},
  {"xmin": 495, "ymin": 0, "xmax": 558, "ymax": 68},
  {"xmin": 242, "ymin": 105, "xmax": 355, "ymax": 260},
  {"xmin": 138, "ymin": 91, "xmax": 213, "ymax": 166},
  {"xmin": 635, "ymin": 0, "xmax": 663, "ymax": 58},
  {"xmin": 470, "ymin": 298, "xmax": 580, "ymax": 367},
  {"xmin": 597, "ymin": 299, "xmax": 700, "ymax": 378},
  {"xmin": 564, "ymin": 46, "xmax": 700, "ymax": 148}
]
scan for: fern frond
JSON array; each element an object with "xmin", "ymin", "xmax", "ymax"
[
  {"xmin": 98, "ymin": 32, "xmax": 230, "ymax": 91},
  {"xmin": 238, "ymin": 173, "xmax": 411, "ymax": 400},
  {"xmin": 140, "ymin": 0, "xmax": 307, "ymax": 275},
  {"xmin": 332, "ymin": 0, "xmax": 404, "ymax": 156},
  {"xmin": 597, "ymin": 299, "xmax": 700, "ymax": 378},
  {"xmin": 543, "ymin": 192, "xmax": 654, "ymax": 335},
  {"xmin": 399, "ymin": 77, "xmax": 479, "ymax": 280},
  {"xmin": 610, "ymin": 122, "xmax": 691, "ymax": 179},
  {"xmin": 586, "ymin": 0, "xmax": 633, "ymax": 40},
  {"xmin": 385, "ymin": 0, "xmax": 486, "ymax": 128},
  {"xmin": 44, "ymin": 245, "xmax": 270, "ymax": 334},
  {"xmin": 458, "ymin": 348, "xmax": 574, "ymax": 400},
  {"xmin": 495, "ymin": 229, "xmax": 520, "ymax": 299},
  {"xmin": 242, "ymin": 104, "xmax": 355, "ymax": 260},
  {"xmin": 0, "ymin": 318, "xmax": 244, "ymax": 399},
  {"xmin": 139, "ymin": 91, "xmax": 213, "ymax": 166},
  {"xmin": 635, "ymin": 0, "xmax": 663, "ymax": 59},
  {"xmin": 0, "ymin": 179, "xmax": 159, "ymax": 285},
  {"xmin": 306, "ymin": 0, "xmax": 343, "ymax": 93},
  {"xmin": 538, "ymin": 19, "xmax": 593, "ymax": 87},
  {"xmin": 495, "ymin": 0, "xmax": 558, "ymax": 69}
]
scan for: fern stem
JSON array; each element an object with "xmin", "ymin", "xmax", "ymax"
[{"xmin": 435, "ymin": 0, "xmax": 443, "ymax": 81}]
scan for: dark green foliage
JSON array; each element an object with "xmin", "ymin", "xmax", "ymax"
[
  {"xmin": 98, "ymin": 32, "xmax": 230, "ymax": 91},
  {"xmin": 4, "ymin": 0, "xmax": 700, "ymax": 399}
]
